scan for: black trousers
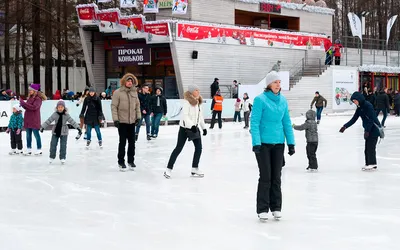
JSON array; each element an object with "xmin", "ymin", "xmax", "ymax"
[
  {"xmin": 244, "ymin": 111, "xmax": 250, "ymax": 127},
  {"xmin": 395, "ymin": 104, "xmax": 400, "ymax": 116},
  {"xmin": 118, "ymin": 123, "xmax": 136, "ymax": 164},
  {"xmin": 10, "ymin": 129, "xmax": 23, "ymax": 150},
  {"xmin": 306, "ymin": 142, "xmax": 318, "ymax": 169},
  {"xmin": 335, "ymin": 56, "xmax": 341, "ymax": 65},
  {"xmin": 365, "ymin": 136, "xmax": 378, "ymax": 166},
  {"xmin": 210, "ymin": 111, "xmax": 222, "ymax": 129},
  {"xmin": 255, "ymin": 144, "xmax": 284, "ymax": 214},
  {"xmin": 167, "ymin": 127, "xmax": 202, "ymax": 169}
]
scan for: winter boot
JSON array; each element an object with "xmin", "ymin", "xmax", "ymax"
[
  {"xmin": 164, "ymin": 168, "xmax": 172, "ymax": 179},
  {"xmin": 135, "ymin": 134, "xmax": 138, "ymax": 142},
  {"xmin": 258, "ymin": 212, "xmax": 268, "ymax": 221},
  {"xmin": 86, "ymin": 140, "xmax": 91, "ymax": 149},
  {"xmin": 118, "ymin": 162, "xmax": 127, "ymax": 172},
  {"xmin": 272, "ymin": 211, "xmax": 282, "ymax": 220},
  {"xmin": 191, "ymin": 168, "xmax": 204, "ymax": 178},
  {"xmin": 147, "ymin": 134, "xmax": 152, "ymax": 141},
  {"xmin": 9, "ymin": 149, "xmax": 17, "ymax": 155},
  {"xmin": 128, "ymin": 162, "xmax": 136, "ymax": 171},
  {"xmin": 98, "ymin": 140, "xmax": 103, "ymax": 148}
]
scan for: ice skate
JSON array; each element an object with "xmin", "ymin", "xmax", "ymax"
[
  {"xmin": 128, "ymin": 162, "xmax": 136, "ymax": 171},
  {"xmin": 147, "ymin": 134, "xmax": 152, "ymax": 141},
  {"xmin": 86, "ymin": 140, "xmax": 91, "ymax": 149},
  {"xmin": 75, "ymin": 133, "xmax": 82, "ymax": 140},
  {"xmin": 83, "ymin": 133, "xmax": 87, "ymax": 140},
  {"xmin": 98, "ymin": 140, "xmax": 103, "ymax": 149},
  {"xmin": 17, "ymin": 150, "xmax": 23, "ymax": 155},
  {"xmin": 258, "ymin": 212, "xmax": 268, "ymax": 222},
  {"xmin": 317, "ymin": 120, "xmax": 320, "ymax": 125},
  {"xmin": 9, "ymin": 149, "xmax": 17, "ymax": 155},
  {"xmin": 118, "ymin": 162, "xmax": 127, "ymax": 172},
  {"xmin": 272, "ymin": 211, "xmax": 282, "ymax": 220},
  {"xmin": 34, "ymin": 150, "xmax": 42, "ymax": 156},
  {"xmin": 61, "ymin": 159, "xmax": 66, "ymax": 165},
  {"xmin": 135, "ymin": 134, "xmax": 138, "ymax": 142},
  {"xmin": 362, "ymin": 165, "xmax": 377, "ymax": 171},
  {"xmin": 49, "ymin": 158, "xmax": 54, "ymax": 164},
  {"xmin": 191, "ymin": 168, "xmax": 204, "ymax": 178},
  {"xmin": 164, "ymin": 168, "xmax": 172, "ymax": 179},
  {"xmin": 151, "ymin": 134, "xmax": 157, "ymax": 139},
  {"xmin": 306, "ymin": 168, "xmax": 318, "ymax": 172}
]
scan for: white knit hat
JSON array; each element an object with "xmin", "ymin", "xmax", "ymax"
[
  {"xmin": 265, "ymin": 71, "xmax": 281, "ymax": 87},
  {"xmin": 188, "ymin": 84, "xmax": 200, "ymax": 93},
  {"xmin": 13, "ymin": 104, "xmax": 23, "ymax": 112}
]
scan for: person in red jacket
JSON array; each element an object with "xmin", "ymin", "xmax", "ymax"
[
  {"xmin": 324, "ymin": 36, "xmax": 333, "ymax": 65},
  {"xmin": 53, "ymin": 90, "xmax": 62, "ymax": 100},
  {"xmin": 334, "ymin": 40, "xmax": 344, "ymax": 65}
]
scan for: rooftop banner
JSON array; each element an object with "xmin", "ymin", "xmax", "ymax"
[
  {"xmin": 97, "ymin": 9, "xmax": 120, "ymax": 33},
  {"xmin": 76, "ymin": 4, "xmax": 98, "ymax": 27},
  {"xmin": 119, "ymin": 15, "xmax": 146, "ymax": 39}
]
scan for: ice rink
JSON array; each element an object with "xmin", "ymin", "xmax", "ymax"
[{"xmin": 1, "ymin": 115, "xmax": 400, "ymax": 250}]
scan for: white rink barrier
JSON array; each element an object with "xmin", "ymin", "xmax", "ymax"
[{"xmin": 0, "ymin": 99, "xmax": 238, "ymax": 127}]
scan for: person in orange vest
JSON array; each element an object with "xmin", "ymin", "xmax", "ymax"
[{"xmin": 210, "ymin": 90, "xmax": 224, "ymax": 129}]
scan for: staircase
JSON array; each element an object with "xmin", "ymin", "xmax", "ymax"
[{"xmin": 289, "ymin": 57, "xmax": 327, "ymax": 88}]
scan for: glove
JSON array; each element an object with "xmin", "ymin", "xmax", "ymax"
[
  {"xmin": 292, "ymin": 123, "xmax": 296, "ymax": 128},
  {"xmin": 5, "ymin": 128, "xmax": 10, "ymax": 134},
  {"xmin": 79, "ymin": 114, "xmax": 84, "ymax": 119},
  {"xmin": 16, "ymin": 129, "xmax": 21, "ymax": 135},
  {"xmin": 98, "ymin": 116, "xmax": 103, "ymax": 123},
  {"xmin": 203, "ymin": 129, "xmax": 207, "ymax": 136},
  {"xmin": 114, "ymin": 121, "xmax": 120, "ymax": 128},
  {"xmin": 135, "ymin": 119, "xmax": 141, "ymax": 126},
  {"xmin": 364, "ymin": 132, "xmax": 370, "ymax": 140},
  {"xmin": 288, "ymin": 145, "xmax": 295, "ymax": 156},
  {"xmin": 77, "ymin": 128, "xmax": 82, "ymax": 135},
  {"xmin": 253, "ymin": 145, "xmax": 261, "ymax": 154},
  {"xmin": 40, "ymin": 127, "xmax": 44, "ymax": 133},
  {"xmin": 339, "ymin": 126, "xmax": 346, "ymax": 133},
  {"xmin": 190, "ymin": 126, "xmax": 197, "ymax": 133}
]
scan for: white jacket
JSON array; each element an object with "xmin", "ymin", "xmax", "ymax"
[
  {"xmin": 243, "ymin": 98, "xmax": 252, "ymax": 112},
  {"xmin": 179, "ymin": 92, "xmax": 206, "ymax": 130}
]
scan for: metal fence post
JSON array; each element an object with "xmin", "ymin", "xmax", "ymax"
[
  {"xmin": 319, "ymin": 58, "xmax": 322, "ymax": 75},
  {"xmin": 345, "ymin": 36, "xmax": 348, "ymax": 66},
  {"xmin": 302, "ymin": 58, "xmax": 305, "ymax": 76}
]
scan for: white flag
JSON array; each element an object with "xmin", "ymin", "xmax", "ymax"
[
  {"xmin": 347, "ymin": 13, "xmax": 362, "ymax": 41},
  {"xmin": 120, "ymin": 0, "xmax": 137, "ymax": 8},
  {"xmin": 387, "ymin": 15, "xmax": 398, "ymax": 45},
  {"xmin": 98, "ymin": 0, "xmax": 112, "ymax": 2}
]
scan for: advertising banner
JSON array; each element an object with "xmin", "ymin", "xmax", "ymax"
[
  {"xmin": 159, "ymin": 0, "xmax": 173, "ymax": 9},
  {"xmin": 145, "ymin": 22, "xmax": 172, "ymax": 43},
  {"xmin": 332, "ymin": 69, "xmax": 358, "ymax": 110},
  {"xmin": 119, "ymin": 15, "xmax": 145, "ymax": 39},
  {"xmin": 0, "ymin": 101, "xmax": 12, "ymax": 127},
  {"xmin": 76, "ymin": 4, "xmax": 98, "ymax": 26},
  {"xmin": 120, "ymin": 0, "xmax": 137, "ymax": 8},
  {"xmin": 176, "ymin": 23, "xmax": 328, "ymax": 50},
  {"xmin": 172, "ymin": 0, "xmax": 188, "ymax": 15},
  {"xmin": 97, "ymin": 9, "xmax": 120, "ymax": 33},
  {"xmin": 387, "ymin": 15, "xmax": 398, "ymax": 45},
  {"xmin": 113, "ymin": 44, "xmax": 151, "ymax": 66},
  {"xmin": 144, "ymin": 0, "xmax": 159, "ymax": 13},
  {"xmin": 347, "ymin": 12, "xmax": 362, "ymax": 41}
]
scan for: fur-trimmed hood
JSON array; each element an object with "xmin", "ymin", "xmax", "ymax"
[
  {"xmin": 184, "ymin": 91, "xmax": 203, "ymax": 106},
  {"xmin": 120, "ymin": 73, "xmax": 138, "ymax": 87}
]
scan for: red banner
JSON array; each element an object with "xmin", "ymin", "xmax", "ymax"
[
  {"xmin": 76, "ymin": 4, "xmax": 98, "ymax": 26},
  {"xmin": 97, "ymin": 9, "xmax": 120, "ymax": 33},
  {"xmin": 176, "ymin": 23, "xmax": 328, "ymax": 50},
  {"xmin": 144, "ymin": 23, "xmax": 172, "ymax": 44},
  {"xmin": 119, "ymin": 15, "xmax": 145, "ymax": 39}
]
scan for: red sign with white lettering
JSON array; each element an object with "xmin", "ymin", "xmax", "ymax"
[
  {"xmin": 76, "ymin": 4, "xmax": 98, "ymax": 26},
  {"xmin": 259, "ymin": 3, "xmax": 282, "ymax": 14}
]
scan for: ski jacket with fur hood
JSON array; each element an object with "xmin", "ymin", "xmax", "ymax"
[
  {"xmin": 179, "ymin": 91, "xmax": 206, "ymax": 130},
  {"xmin": 111, "ymin": 73, "xmax": 141, "ymax": 124}
]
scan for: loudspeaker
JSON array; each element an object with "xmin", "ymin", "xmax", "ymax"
[{"xmin": 192, "ymin": 50, "xmax": 198, "ymax": 59}]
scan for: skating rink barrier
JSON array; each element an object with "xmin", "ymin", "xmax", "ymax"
[{"xmin": 0, "ymin": 99, "xmax": 238, "ymax": 127}]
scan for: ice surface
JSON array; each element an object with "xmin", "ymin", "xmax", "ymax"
[{"xmin": 1, "ymin": 115, "xmax": 400, "ymax": 250}]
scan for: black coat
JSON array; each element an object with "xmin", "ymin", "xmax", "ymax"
[
  {"xmin": 394, "ymin": 93, "xmax": 400, "ymax": 106},
  {"xmin": 366, "ymin": 94, "xmax": 376, "ymax": 107},
  {"xmin": 210, "ymin": 81, "xmax": 219, "ymax": 98},
  {"xmin": 344, "ymin": 92, "xmax": 381, "ymax": 138},
  {"xmin": 375, "ymin": 92, "xmax": 390, "ymax": 110},
  {"xmin": 0, "ymin": 93, "xmax": 10, "ymax": 101},
  {"xmin": 150, "ymin": 94, "xmax": 167, "ymax": 115},
  {"xmin": 80, "ymin": 95, "xmax": 104, "ymax": 126},
  {"xmin": 138, "ymin": 92, "xmax": 151, "ymax": 113}
]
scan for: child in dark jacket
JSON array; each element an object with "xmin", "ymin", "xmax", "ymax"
[
  {"xmin": 6, "ymin": 104, "xmax": 24, "ymax": 155},
  {"xmin": 293, "ymin": 110, "xmax": 319, "ymax": 171},
  {"xmin": 40, "ymin": 100, "xmax": 82, "ymax": 164}
]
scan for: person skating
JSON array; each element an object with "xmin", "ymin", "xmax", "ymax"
[
  {"xmin": 375, "ymin": 89, "xmax": 390, "ymax": 127},
  {"xmin": 136, "ymin": 85, "xmax": 152, "ymax": 141},
  {"xmin": 19, "ymin": 83, "xmax": 47, "ymax": 156},
  {"xmin": 40, "ymin": 100, "xmax": 82, "ymax": 164},
  {"xmin": 233, "ymin": 98, "xmax": 242, "ymax": 122},
  {"xmin": 210, "ymin": 78, "xmax": 219, "ymax": 98},
  {"xmin": 310, "ymin": 91, "xmax": 327, "ymax": 124},
  {"xmin": 210, "ymin": 90, "xmax": 224, "ymax": 129},
  {"xmin": 164, "ymin": 85, "xmax": 206, "ymax": 179},
  {"xmin": 293, "ymin": 110, "xmax": 319, "ymax": 172},
  {"xmin": 111, "ymin": 73, "xmax": 141, "ymax": 171},
  {"xmin": 251, "ymin": 71, "xmax": 295, "ymax": 221},
  {"xmin": 80, "ymin": 87, "xmax": 104, "ymax": 149},
  {"xmin": 242, "ymin": 93, "xmax": 252, "ymax": 129},
  {"xmin": 394, "ymin": 90, "xmax": 400, "ymax": 116},
  {"xmin": 149, "ymin": 86, "xmax": 167, "ymax": 138},
  {"xmin": 76, "ymin": 87, "xmax": 89, "ymax": 140},
  {"xmin": 6, "ymin": 104, "xmax": 24, "ymax": 155},
  {"xmin": 339, "ymin": 92, "xmax": 382, "ymax": 171}
]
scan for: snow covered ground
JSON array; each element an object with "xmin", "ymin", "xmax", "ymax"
[{"xmin": 1, "ymin": 115, "xmax": 400, "ymax": 250}]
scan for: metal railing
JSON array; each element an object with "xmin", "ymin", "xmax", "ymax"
[{"xmin": 289, "ymin": 56, "xmax": 326, "ymax": 88}]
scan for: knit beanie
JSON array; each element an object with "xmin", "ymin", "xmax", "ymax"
[
  {"xmin": 29, "ymin": 83, "xmax": 40, "ymax": 92},
  {"xmin": 57, "ymin": 100, "xmax": 66, "ymax": 108},
  {"xmin": 13, "ymin": 104, "xmax": 23, "ymax": 112},
  {"xmin": 89, "ymin": 86, "xmax": 96, "ymax": 92},
  {"xmin": 155, "ymin": 86, "xmax": 163, "ymax": 93},
  {"xmin": 265, "ymin": 71, "xmax": 280, "ymax": 88},
  {"xmin": 188, "ymin": 84, "xmax": 199, "ymax": 93}
]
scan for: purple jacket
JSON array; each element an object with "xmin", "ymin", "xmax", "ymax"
[{"xmin": 20, "ymin": 96, "xmax": 43, "ymax": 129}]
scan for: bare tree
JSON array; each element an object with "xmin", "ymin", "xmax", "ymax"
[
  {"xmin": 44, "ymin": 0, "xmax": 53, "ymax": 97},
  {"xmin": 4, "ymin": 0, "xmax": 10, "ymax": 89}
]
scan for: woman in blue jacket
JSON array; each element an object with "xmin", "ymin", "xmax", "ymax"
[
  {"xmin": 339, "ymin": 92, "xmax": 382, "ymax": 171},
  {"xmin": 251, "ymin": 71, "xmax": 295, "ymax": 221}
]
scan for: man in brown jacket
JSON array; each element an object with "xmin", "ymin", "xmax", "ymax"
[
  {"xmin": 111, "ymin": 73, "xmax": 141, "ymax": 171},
  {"xmin": 310, "ymin": 91, "xmax": 327, "ymax": 124}
]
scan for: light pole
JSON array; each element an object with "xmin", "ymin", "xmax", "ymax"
[{"xmin": 360, "ymin": 11, "xmax": 370, "ymax": 66}]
